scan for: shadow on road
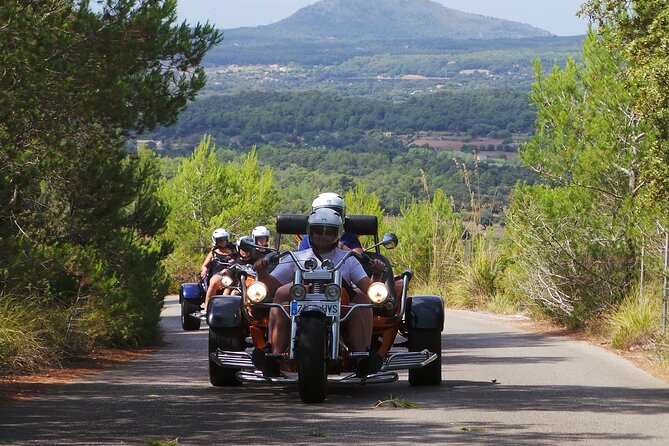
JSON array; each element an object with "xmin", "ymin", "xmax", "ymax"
[
  {"xmin": 0, "ymin": 299, "xmax": 666, "ymax": 445},
  {"xmin": 0, "ymin": 378, "xmax": 663, "ymax": 445}
]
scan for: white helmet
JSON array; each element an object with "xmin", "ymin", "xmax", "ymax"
[
  {"xmin": 211, "ymin": 228, "xmax": 230, "ymax": 245},
  {"xmin": 312, "ymin": 192, "xmax": 345, "ymax": 219},
  {"xmin": 307, "ymin": 208, "xmax": 343, "ymax": 250},
  {"xmin": 251, "ymin": 225, "xmax": 270, "ymax": 245}
]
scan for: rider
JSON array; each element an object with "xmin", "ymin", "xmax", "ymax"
[
  {"xmin": 298, "ymin": 193, "xmax": 363, "ymax": 253},
  {"xmin": 251, "ymin": 225, "xmax": 271, "ymax": 261},
  {"xmin": 199, "ymin": 228, "xmax": 236, "ymax": 316},
  {"xmin": 300, "ymin": 192, "xmax": 386, "ymax": 289},
  {"xmin": 253, "ymin": 208, "xmax": 380, "ymax": 377},
  {"xmin": 203, "ymin": 235, "xmax": 257, "ymax": 311},
  {"xmin": 200, "ymin": 228, "xmax": 235, "ymax": 287}
]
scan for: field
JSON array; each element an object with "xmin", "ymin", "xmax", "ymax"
[{"xmin": 410, "ymin": 133, "xmax": 520, "ymax": 159}]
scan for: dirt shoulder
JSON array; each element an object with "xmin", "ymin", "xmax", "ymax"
[{"xmin": 0, "ymin": 348, "xmax": 153, "ymax": 404}]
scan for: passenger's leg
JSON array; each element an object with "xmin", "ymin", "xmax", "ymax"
[
  {"xmin": 345, "ymin": 291, "xmax": 373, "ymax": 352},
  {"xmin": 204, "ymin": 274, "xmax": 222, "ymax": 313}
]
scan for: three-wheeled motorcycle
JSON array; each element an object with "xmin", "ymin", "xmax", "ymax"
[{"xmin": 207, "ymin": 214, "xmax": 444, "ymax": 403}]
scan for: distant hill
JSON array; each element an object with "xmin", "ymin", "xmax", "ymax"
[{"xmin": 226, "ymin": 0, "xmax": 552, "ymax": 42}]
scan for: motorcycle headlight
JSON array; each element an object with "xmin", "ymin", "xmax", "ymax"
[
  {"xmin": 246, "ymin": 281, "xmax": 268, "ymax": 303},
  {"xmin": 289, "ymin": 284, "xmax": 307, "ymax": 301},
  {"xmin": 324, "ymin": 283, "xmax": 341, "ymax": 301},
  {"xmin": 367, "ymin": 282, "xmax": 389, "ymax": 304},
  {"xmin": 221, "ymin": 275, "xmax": 233, "ymax": 287}
]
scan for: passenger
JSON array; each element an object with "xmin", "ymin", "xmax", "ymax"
[
  {"xmin": 251, "ymin": 225, "xmax": 271, "ymax": 260},
  {"xmin": 253, "ymin": 208, "xmax": 382, "ymax": 378},
  {"xmin": 200, "ymin": 228, "xmax": 235, "ymax": 288},
  {"xmin": 204, "ymin": 236, "xmax": 256, "ymax": 313},
  {"xmin": 299, "ymin": 192, "xmax": 385, "ymax": 283}
]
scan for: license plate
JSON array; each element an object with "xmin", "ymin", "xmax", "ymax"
[{"xmin": 290, "ymin": 301, "xmax": 339, "ymax": 317}]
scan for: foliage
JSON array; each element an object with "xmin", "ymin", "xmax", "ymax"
[
  {"xmin": 0, "ymin": 1, "xmax": 221, "ymax": 370},
  {"xmin": 158, "ymin": 136, "xmax": 277, "ymax": 287},
  {"xmin": 507, "ymin": 32, "xmax": 654, "ymax": 326},
  {"xmin": 164, "ymin": 143, "xmax": 534, "ymax": 218},
  {"xmin": 581, "ymin": 0, "xmax": 669, "ymax": 207},
  {"xmin": 0, "ymin": 294, "xmax": 73, "ymax": 372},
  {"xmin": 372, "ymin": 395, "xmax": 422, "ymax": 409},
  {"xmin": 344, "ymin": 184, "xmax": 386, "ymax": 247},
  {"xmin": 387, "ymin": 189, "xmax": 463, "ymax": 287},
  {"xmin": 218, "ymin": 146, "xmax": 278, "ymax": 235},
  {"xmin": 147, "ymin": 89, "xmax": 535, "ymax": 148},
  {"xmin": 446, "ymin": 231, "xmax": 509, "ymax": 309},
  {"xmin": 159, "ymin": 136, "xmax": 229, "ymax": 261},
  {"xmin": 608, "ymin": 290, "xmax": 661, "ymax": 350}
]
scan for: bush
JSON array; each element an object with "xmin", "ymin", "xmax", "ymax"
[
  {"xmin": 608, "ymin": 289, "xmax": 662, "ymax": 350},
  {"xmin": 0, "ymin": 293, "xmax": 91, "ymax": 372},
  {"xmin": 386, "ymin": 189, "xmax": 463, "ymax": 288},
  {"xmin": 445, "ymin": 231, "xmax": 511, "ymax": 309}
]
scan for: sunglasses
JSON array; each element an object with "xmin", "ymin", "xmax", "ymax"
[{"xmin": 310, "ymin": 226, "xmax": 338, "ymax": 237}]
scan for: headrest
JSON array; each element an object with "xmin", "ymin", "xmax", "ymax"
[{"xmin": 275, "ymin": 213, "xmax": 378, "ymax": 236}]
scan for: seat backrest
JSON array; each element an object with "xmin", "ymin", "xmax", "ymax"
[
  {"xmin": 344, "ymin": 215, "xmax": 378, "ymax": 236},
  {"xmin": 275, "ymin": 214, "xmax": 308, "ymax": 235},
  {"xmin": 274, "ymin": 213, "xmax": 380, "ymax": 249}
]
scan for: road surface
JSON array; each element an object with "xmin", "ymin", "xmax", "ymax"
[{"xmin": 0, "ymin": 295, "xmax": 668, "ymax": 445}]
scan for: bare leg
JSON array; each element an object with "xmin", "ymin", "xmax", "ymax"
[
  {"xmin": 204, "ymin": 274, "xmax": 223, "ymax": 312},
  {"xmin": 345, "ymin": 291, "xmax": 373, "ymax": 352},
  {"xmin": 269, "ymin": 283, "xmax": 292, "ymax": 354}
]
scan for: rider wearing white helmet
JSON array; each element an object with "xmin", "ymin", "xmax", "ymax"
[
  {"xmin": 200, "ymin": 228, "xmax": 234, "ymax": 280},
  {"xmin": 252, "ymin": 225, "xmax": 271, "ymax": 245},
  {"xmin": 203, "ymin": 234, "xmax": 258, "ymax": 314},
  {"xmin": 298, "ymin": 192, "xmax": 362, "ymax": 253},
  {"xmin": 253, "ymin": 208, "xmax": 374, "ymax": 377},
  {"xmin": 247, "ymin": 225, "xmax": 270, "ymax": 261}
]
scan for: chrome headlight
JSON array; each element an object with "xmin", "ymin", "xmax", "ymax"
[
  {"xmin": 221, "ymin": 275, "xmax": 233, "ymax": 287},
  {"xmin": 289, "ymin": 284, "xmax": 307, "ymax": 301},
  {"xmin": 304, "ymin": 258, "xmax": 318, "ymax": 271},
  {"xmin": 367, "ymin": 282, "xmax": 389, "ymax": 304},
  {"xmin": 246, "ymin": 281, "xmax": 268, "ymax": 303},
  {"xmin": 324, "ymin": 283, "xmax": 341, "ymax": 301}
]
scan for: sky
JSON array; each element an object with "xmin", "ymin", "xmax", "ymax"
[{"xmin": 176, "ymin": 0, "xmax": 590, "ymax": 36}]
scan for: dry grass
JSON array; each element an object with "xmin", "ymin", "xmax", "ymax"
[{"xmin": 0, "ymin": 348, "xmax": 152, "ymax": 403}]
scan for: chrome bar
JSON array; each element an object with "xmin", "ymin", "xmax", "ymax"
[
  {"xmin": 339, "ymin": 303, "xmax": 377, "ymax": 323},
  {"xmin": 210, "ymin": 350, "xmax": 254, "ymax": 369},
  {"xmin": 382, "ymin": 350, "xmax": 438, "ymax": 371},
  {"xmin": 289, "ymin": 313, "xmax": 297, "ymax": 360},
  {"xmin": 331, "ymin": 316, "xmax": 340, "ymax": 360}
]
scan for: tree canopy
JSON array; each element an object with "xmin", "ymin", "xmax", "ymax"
[
  {"xmin": 581, "ymin": 0, "xmax": 669, "ymax": 206},
  {"xmin": 0, "ymin": 1, "xmax": 222, "ymax": 367}
]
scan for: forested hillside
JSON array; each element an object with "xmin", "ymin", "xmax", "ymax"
[{"xmin": 147, "ymin": 89, "xmax": 534, "ymax": 149}]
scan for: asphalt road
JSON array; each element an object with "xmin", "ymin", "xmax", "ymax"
[{"xmin": 1, "ymin": 295, "xmax": 668, "ymax": 445}]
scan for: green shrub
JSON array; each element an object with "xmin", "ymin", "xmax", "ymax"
[
  {"xmin": 387, "ymin": 189, "xmax": 463, "ymax": 289},
  {"xmin": 608, "ymin": 289, "xmax": 661, "ymax": 350},
  {"xmin": 0, "ymin": 293, "xmax": 91, "ymax": 372},
  {"xmin": 445, "ymin": 231, "xmax": 509, "ymax": 309}
]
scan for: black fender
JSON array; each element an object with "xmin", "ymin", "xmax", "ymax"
[
  {"xmin": 208, "ymin": 295, "xmax": 243, "ymax": 328},
  {"xmin": 180, "ymin": 282, "xmax": 203, "ymax": 304},
  {"xmin": 406, "ymin": 295, "xmax": 444, "ymax": 330}
]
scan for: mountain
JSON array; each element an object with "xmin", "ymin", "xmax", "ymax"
[{"xmin": 226, "ymin": 0, "xmax": 552, "ymax": 42}]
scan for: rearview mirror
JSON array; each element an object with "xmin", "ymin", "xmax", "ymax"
[{"xmin": 380, "ymin": 233, "xmax": 398, "ymax": 250}]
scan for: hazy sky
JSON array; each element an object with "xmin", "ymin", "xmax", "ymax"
[{"xmin": 176, "ymin": 0, "xmax": 590, "ymax": 36}]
